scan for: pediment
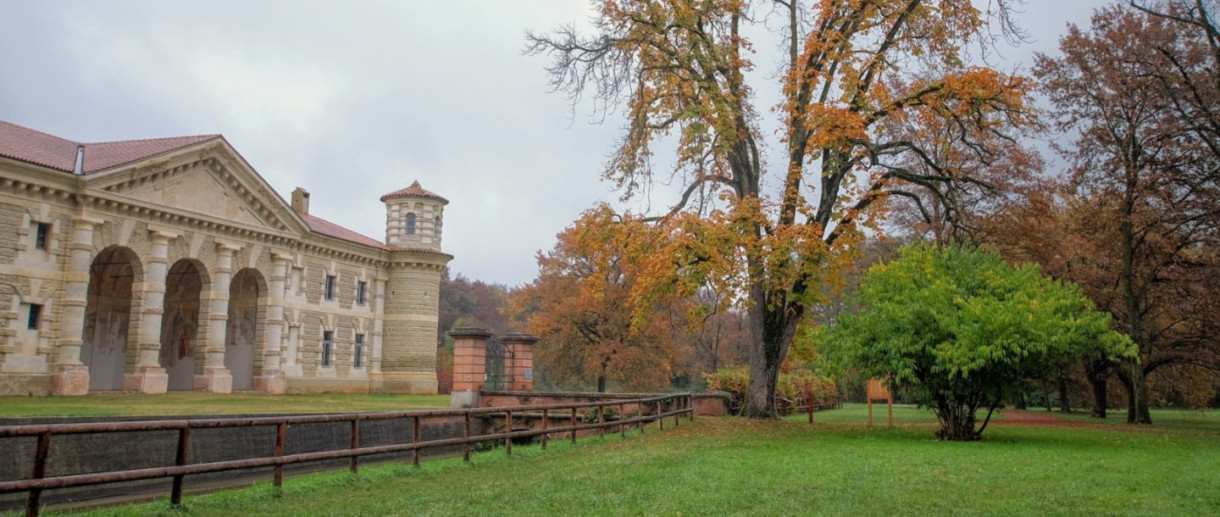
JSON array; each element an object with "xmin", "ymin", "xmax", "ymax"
[{"xmin": 85, "ymin": 141, "xmax": 305, "ymax": 235}]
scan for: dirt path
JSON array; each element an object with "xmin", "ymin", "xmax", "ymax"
[{"xmin": 994, "ymin": 410, "xmax": 1112, "ymax": 431}]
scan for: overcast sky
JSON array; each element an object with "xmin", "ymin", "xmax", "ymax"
[{"xmin": 0, "ymin": 0, "xmax": 1114, "ymax": 286}]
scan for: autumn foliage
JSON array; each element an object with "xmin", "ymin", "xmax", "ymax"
[{"xmin": 529, "ymin": 0, "xmax": 1036, "ymax": 417}]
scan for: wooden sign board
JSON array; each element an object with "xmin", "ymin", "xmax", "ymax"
[
  {"xmin": 866, "ymin": 379, "xmax": 892, "ymax": 401},
  {"xmin": 866, "ymin": 378, "xmax": 894, "ymax": 427}
]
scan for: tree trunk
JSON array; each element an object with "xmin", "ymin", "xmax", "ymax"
[
  {"xmin": 743, "ymin": 279, "xmax": 801, "ymax": 418},
  {"xmin": 1129, "ymin": 364, "xmax": 1152, "ymax": 424},
  {"xmin": 597, "ymin": 374, "xmax": 606, "ymax": 393},
  {"xmin": 1084, "ymin": 359, "xmax": 1109, "ymax": 419},
  {"xmin": 934, "ymin": 398, "xmax": 982, "ymax": 441},
  {"xmin": 1057, "ymin": 374, "xmax": 1072, "ymax": 413}
]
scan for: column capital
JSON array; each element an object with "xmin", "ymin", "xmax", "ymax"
[
  {"xmin": 71, "ymin": 215, "xmax": 105, "ymax": 227},
  {"xmin": 270, "ymin": 250, "xmax": 295, "ymax": 264},
  {"xmin": 147, "ymin": 226, "xmax": 181, "ymax": 243},
  {"xmin": 216, "ymin": 241, "xmax": 243, "ymax": 254}
]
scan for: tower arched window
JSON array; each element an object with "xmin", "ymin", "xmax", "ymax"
[{"xmin": 406, "ymin": 212, "xmax": 417, "ymax": 235}]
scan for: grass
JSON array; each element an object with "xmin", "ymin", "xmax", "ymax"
[
  {"xmin": 1047, "ymin": 408, "xmax": 1220, "ymax": 435},
  {"xmin": 785, "ymin": 402, "xmax": 944, "ymax": 424},
  {"xmin": 48, "ymin": 406, "xmax": 1220, "ymax": 517},
  {"xmin": 0, "ymin": 393, "xmax": 450, "ymax": 418}
]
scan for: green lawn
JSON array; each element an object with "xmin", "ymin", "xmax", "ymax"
[
  {"xmin": 0, "ymin": 392, "xmax": 450, "ymax": 418},
  {"xmin": 52, "ymin": 407, "xmax": 1219, "ymax": 516},
  {"xmin": 786, "ymin": 402, "xmax": 944, "ymax": 424},
  {"xmin": 1047, "ymin": 408, "xmax": 1220, "ymax": 434}
]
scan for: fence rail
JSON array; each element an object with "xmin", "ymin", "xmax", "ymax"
[{"xmin": 1, "ymin": 393, "xmax": 694, "ymax": 517}]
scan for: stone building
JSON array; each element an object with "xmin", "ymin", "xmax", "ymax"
[{"xmin": 0, "ymin": 120, "xmax": 451, "ymax": 395}]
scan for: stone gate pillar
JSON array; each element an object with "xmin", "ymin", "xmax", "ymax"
[
  {"xmin": 502, "ymin": 333, "xmax": 538, "ymax": 391},
  {"xmin": 449, "ymin": 327, "xmax": 490, "ymax": 408}
]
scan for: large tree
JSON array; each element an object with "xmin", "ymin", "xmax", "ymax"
[
  {"xmin": 510, "ymin": 207, "xmax": 683, "ymax": 392},
  {"xmin": 824, "ymin": 244, "xmax": 1135, "ymax": 440},
  {"xmin": 528, "ymin": 0, "xmax": 1034, "ymax": 416},
  {"xmin": 1035, "ymin": 5, "xmax": 1220, "ymax": 423}
]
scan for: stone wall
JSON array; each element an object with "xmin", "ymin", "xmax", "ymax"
[{"xmin": 0, "ymin": 413, "xmax": 477, "ymax": 511}]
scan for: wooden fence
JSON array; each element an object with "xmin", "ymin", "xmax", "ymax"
[{"xmin": 0, "ymin": 393, "xmax": 693, "ymax": 517}]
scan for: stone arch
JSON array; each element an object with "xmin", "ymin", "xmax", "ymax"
[
  {"xmin": 160, "ymin": 259, "xmax": 209, "ymax": 391},
  {"xmin": 82, "ymin": 246, "xmax": 143, "ymax": 391},
  {"xmin": 224, "ymin": 268, "xmax": 266, "ymax": 391}
]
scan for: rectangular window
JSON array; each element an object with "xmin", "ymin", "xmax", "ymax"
[
  {"xmin": 34, "ymin": 223, "xmax": 50, "ymax": 250},
  {"xmin": 324, "ymin": 274, "xmax": 336, "ymax": 301},
  {"xmin": 356, "ymin": 281, "xmax": 367, "ymax": 306},
  {"xmin": 27, "ymin": 304, "xmax": 41, "ymax": 330},
  {"xmin": 354, "ymin": 334, "xmax": 364, "ymax": 368},
  {"xmin": 322, "ymin": 330, "xmax": 333, "ymax": 367}
]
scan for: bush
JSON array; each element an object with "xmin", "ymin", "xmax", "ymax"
[{"xmin": 705, "ymin": 366, "xmax": 837, "ymax": 415}]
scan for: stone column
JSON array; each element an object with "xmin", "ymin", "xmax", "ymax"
[
  {"xmin": 195, "ymin": 242, "xmax": 238, "ymax": 393},
  {"xmin": 51, "ymin": 216, "xmax": 101, "ymax": 395},
  {"xmin": 254, "ymin": 251, "xmax": 291, "ymax": 394},
  {"xmin": 449, "ymin": 328, "xmax": 490, "ymax": 408},
  {"xmin": 502, "ymin": 333, "xmax": 538, "ymax": 391},
  {"xmin": 125, "ymin": 229, "xmax": 176, "ymax": 394}
]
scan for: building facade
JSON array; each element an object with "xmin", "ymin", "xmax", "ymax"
[{"xmin": 0, "ymin": 120, "xmax": 451, "ymax": 395}]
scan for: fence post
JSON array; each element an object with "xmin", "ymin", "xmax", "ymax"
[
  {"xmin": 413, "ymin": 416, "xmax": 422, "ymax": 468},
  {"xmin": 273, "ymin": 422, "xmax": 287, "ymax": 487},
  {"xmin": 170, "ymin": 426, "xmax": 190, "ymax": 507},
  {"xmin": 658, "ymin": 401, "xmax": 664, "ymax": 431},
  {"xmin": 598, "ymin": 405, "xmax": 605, "ymax": 438},
  {"xmin": 541, "ymin": 408, "xmax": 549, "ymax": 450},
  {"xmin": 349, "ymin": 417, "xmax": 361, "ymax": 473},
  {"xmin": 620, "ymin": 403, "xmax": 626, "ymax": 438},
  {"xmin": 505, "ymin": 410, "xmax": 513, "ymax": 456},
  {"xmin": 674, "ymin": 397, "xmax": 680, "ymax": 427},
  {"xmin": 808, "ymin": 388, "xmax": 815, "ymax": 424},
  {"xmin": 25, "ymin": 431, "xmax": 51, "ymax": 517},
  {"xmin": 689, "ymin": 394, "xmax": 695, "ymax": 422},
  {"xmin": 570, "ymin": 407, "xmax": 577, "ymax": 444},
  {"xmin": 463, "ymin": 412, "xmax": 472, "ymax": 462}
]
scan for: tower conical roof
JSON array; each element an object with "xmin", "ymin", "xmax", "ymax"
[{"xmin": 380, "ymin": 180, "xmax": 448, "ymax": 204}]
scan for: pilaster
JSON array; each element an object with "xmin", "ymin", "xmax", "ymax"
[
  {"xmin": 51, "ymin": 216, "xmax": 101, "ymax": 395},
  {"xmin": 254, "ymin": 251, "xmax": 291, "ymax": 394}
]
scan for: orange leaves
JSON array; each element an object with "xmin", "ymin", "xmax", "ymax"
[{"xmin": 804, "ymin": 104, "xmax": 869, "ymax": 148}]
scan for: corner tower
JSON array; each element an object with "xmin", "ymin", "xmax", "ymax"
[
  {"xmin": 376, "ymin": 181, "xmax": 452, "ymax": 394},
  {"xmin": 380, "ymin": 180, "xmax": 448, "ymax": 251}
]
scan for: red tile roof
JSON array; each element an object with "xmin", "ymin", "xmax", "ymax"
[
  {"xmin": 0, "ymin": 120, "xmax": 219, "ymax": 174},
  {"xmin": 0, "ymin": 120, "xmax": 81, "ymax": 172},
  {"xmin": 82, "ymin": 135, "xmax": 221, "ymax": 172},
  {"xmin": 380, "ymin": 180, "xmax": 448, "ymax": 203},
  {"xmin": 302, "ymin": 214, "xmax": 390, "ymax": 250},
  {"xmin": 2, "ymin": 120, "xmax": 429, "ymax": 254}
]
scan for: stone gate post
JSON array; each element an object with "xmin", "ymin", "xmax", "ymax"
[
  {"xmin": 502, "ymin": 333, "xmax": 538, "ymax": 391},
  {"xmin": 449, "ymin": 327, "xmax": 491, "ymax": 407}
]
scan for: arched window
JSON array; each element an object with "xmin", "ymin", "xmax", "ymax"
[{"xmin": 406, "ymin": 213, "xmax": 417, "ymax": 235}]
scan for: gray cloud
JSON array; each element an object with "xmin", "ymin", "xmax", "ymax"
[{"xmin": 0, "ymin": 0, "xmax": 1113, "ymax": 285}]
